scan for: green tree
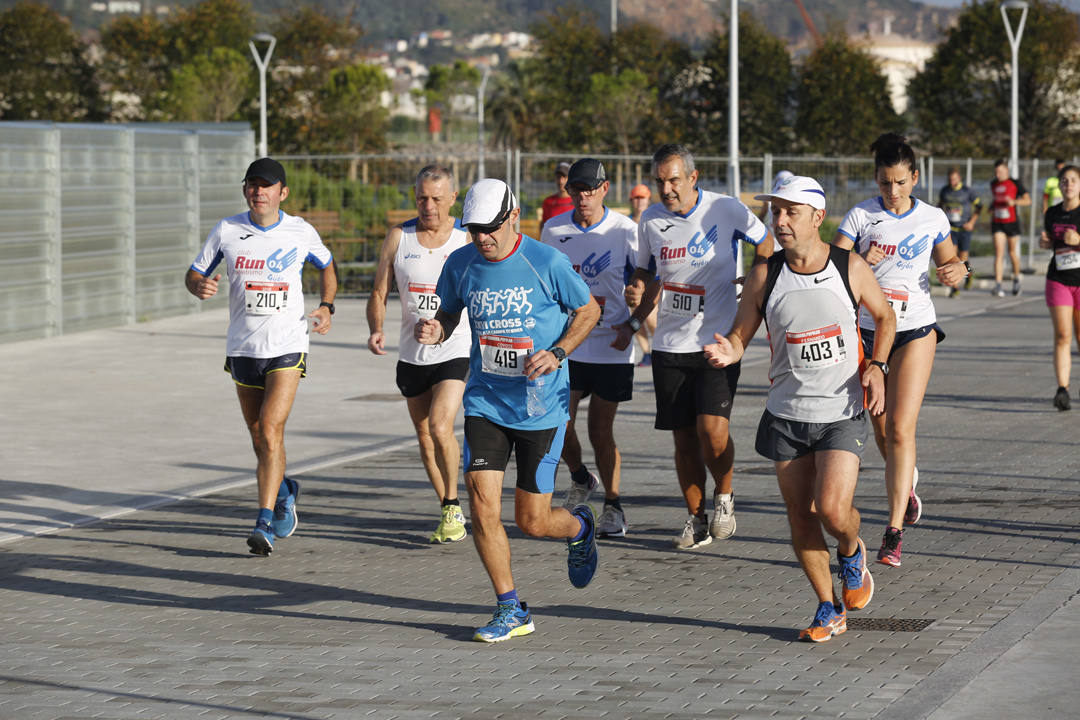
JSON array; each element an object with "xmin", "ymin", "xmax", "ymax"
[
  {"xmin": 423, "ymin": 60, "xmax": 482, "ymax": 142},
  {"xmin": 908, "ymin": 0, "xmax": 1080, "ymax": 157},
  {"xmin": 689, "ymin": 13, "xmax": 795, "ymax": 155},
  {"xmin": 166, "ymin": 47, "xmax": 252, "ymax": 122},
  {"xmin": 99, "ymin": 14, "xmax": 171, "ymax": 120},
  {"xmin": 267, "ymin": 5, "xmax": 363, "ymax": 154},
  {"xmin": 586, "ymin": 70, "xmax": 656, "ymax": 156},
  {"xmin": 0, "ymin": 1, "xmax": 103, "ymax": 121},
  {"xmin": 487, "ymin": 59, "xmax": 543, "ymax": 149},
  {"xmin": 318, "ymin": 62, "xmax": 390, "ymax": 166},
  {"xmin": 794, "ymin": 35, "xmax": 900, "ymax": 155}
]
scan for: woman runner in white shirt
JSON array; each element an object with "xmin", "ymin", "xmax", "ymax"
[{"xmin": 833, "ymin": 133, "xmax": 967, "ymax": 568}]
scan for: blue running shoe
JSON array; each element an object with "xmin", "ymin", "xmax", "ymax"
[
  {"xmin": 271, "ymin": 476, "xmax": 300, "ymax": 539},
  {"xmin": 799, "ymin": 601, "xmax": 847, "ymax": 643},
  {"xmin": 247, "ymin": 519, "xmax": 274, "ymax": 556},
  {"xmin": 473, "ymin": 601, "xmax": 535, "ymax": 643},
  {"xmin": 567, "ymin": 504, "xmax": 599, "ymax": 588}
]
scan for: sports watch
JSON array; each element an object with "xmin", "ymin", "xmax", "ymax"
[
  {"xmin": 626, "ymin": 316, "xmax": 642, "ymax": 333},
  {"xmin": 549, "ymin": 346, "xmax": 567, "ymax": 363},
  {"xmin": 319, "ymin": 301, "xmax": 335, "ymax": 315},
  {"xmin": 869, "ymin": 359, "xmax": 889, "ymax": 375}
]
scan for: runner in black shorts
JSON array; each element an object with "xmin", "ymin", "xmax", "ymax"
[
  {"xmin": 367, "ymin": 165, "xmax": 472, "ymax": 544},
  {"xmin": 990, "ymin": 159, "xmax": 1031, "ymax": 296},
  {"xmin": 650, "ymin": 351, "xmax": 740, "ymax": 429}
]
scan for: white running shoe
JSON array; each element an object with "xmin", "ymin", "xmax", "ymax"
[
  {"xmin": 597, "ymin": 505, "xmax": 628, "ymax": 538},
  {"xmin": 673, "ymin": 515, "xmax": 712, "ymax": 550},
  {"xmin": 562, "ymin": 472, "xmax": 599, "ymax": 509},
  {"xmin": 710, "ymin": 493, "xmax": 737, "ymax": 539}
]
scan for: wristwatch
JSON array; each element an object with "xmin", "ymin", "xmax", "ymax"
[
  {"xmin": 549, "ymin": 346, "xmax": 567, "ymax": 363},
  {"xmin": 869, "ymin": 359, "xmax": 889, "ymax": 375},
  {"xmin": 319, "ymin": 301, "xmax": 335, "ymax": 315},
  {"xmin": 962, "ymin": 260, "xmax": 972, "ymax": 275},
  {"xmin": 626, "ymin": 316, "xmax": 642, "ymax": 333}
]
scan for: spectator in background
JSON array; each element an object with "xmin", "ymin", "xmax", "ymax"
[
  {"xmin": 629, "ymin": 183, "xmax": 652, "ymax": 223},
  {"xmin": 1043, "ymin": 159, "xmax": 1066, "ymax": 216},
  {"xmin": 540, "ymin": 161, "xmax": 574, "ymax": 233},
  {"xmin": 938, "ymin": 167, "xmax": 982, "ymax": 297}
]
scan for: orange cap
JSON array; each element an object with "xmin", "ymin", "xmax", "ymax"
[{"xmin": 630, "ymin": 184, "xmax": 651, "ymax": 199}]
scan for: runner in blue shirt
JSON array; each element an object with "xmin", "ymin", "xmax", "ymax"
[{"xmin": 415, "ymin": 179, "xmax": 602, "ymax": 643}]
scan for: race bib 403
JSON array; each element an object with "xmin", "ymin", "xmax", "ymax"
[{"xmin": 786, "ymin": 323, "xmax": 847, "ymax": 370}]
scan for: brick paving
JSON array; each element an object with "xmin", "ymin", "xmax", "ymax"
[{"xmin": 0, "ymin": 287, "xmax": 1077, "ymax": 719}]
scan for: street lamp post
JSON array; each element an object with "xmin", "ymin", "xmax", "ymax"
[
  {"xmin": 1000, "ymin": 1, "xmax": 1028, "ymax": 180},
  {"xmin": 249, "ymin": 33, "xmax": 276, "ymax": 158},
  {"xmin": 729, "ymin": 0, "xmax": 742, "ymax": 277},
  {"xmin": 477, "ymin": 65, "xmax": 491, "ymax": 179}
]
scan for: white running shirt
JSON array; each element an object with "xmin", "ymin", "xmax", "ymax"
[
  {"xmin": 541, "ymin": 207, "xmax": 638, "ymax": 364},
  {"xmin": 837, "ymin": 197, "xmax": 950, "ymax": 332},
  {"xmin": 191, "ymin": 210, "xmax": 333, "ymax": 358},
  {"xmin": 637, "ymin": 189, "xmax": 768, "ymax": 352},
  {"xmin": 393, "ymin": 219, "xmax": 472, "ymax": 365}
]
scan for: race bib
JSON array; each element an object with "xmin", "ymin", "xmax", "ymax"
[
  {"xmin": 946, "ymin": 207, "xmax": 962, "ymax": 224},
  {"xmin": 479, "ymin": 335, "xmax": 533, "ymax": 377},
  {"xmin": 994, "ymin": 206, "xmax": 1011, "ymax": 220},
  {"xmin": 882, "ymin": 287, "xmax": 909, "ymax": 322},
  {"xmin": 662, "ymin": 282, "xmax": 705, "ymax": 319},
  {"xmin": 1055, "ymin": 248, "xmax": 1080, "ymax": 271},
  {"xmin": 245, "ymin": 281, "xmax": 288, "ymax": 315},
  {"xmin": 786, "ymin": 323, "xmax": 847, "ymax": 370},
  {"xmin": 407, "ymin": 282, "xmax": 440, "ymax": 320}
]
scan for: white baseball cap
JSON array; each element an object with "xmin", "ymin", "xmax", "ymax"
[
  {"xmin": 462, "ymin": 178, "xmax": 519, "ymax": 231},
  {"xmin": 771, "ymin": 170, "xmax": 794, "ymax": 192},
  {"xmin": 755, "ymin": 175, "xmax": 826, "ymax": 210}
]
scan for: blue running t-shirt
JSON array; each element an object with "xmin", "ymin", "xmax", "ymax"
[{"xmin": 437, "ymin": 234, "xmax": 592, "ymax": 430}]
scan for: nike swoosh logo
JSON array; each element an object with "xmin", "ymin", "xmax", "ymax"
[
  {"xmin": 814, "ymin": 276, "xmax": 832, "ymax": 284},
  {"xmin": 659, "ymin": 223, "xmax": 675, "ymax": 232}
]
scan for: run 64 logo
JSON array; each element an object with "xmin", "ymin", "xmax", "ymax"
[
  {"xmin": 580, "ymin": 250, "xmax": 612, "ymax": 278},
  {"xmin": 687, "ymin": 225, "xmax": 719, "ymax": 258},
  {"xmin": 267, "ymin": 247, "xmax": 298, "ymax": 273}
]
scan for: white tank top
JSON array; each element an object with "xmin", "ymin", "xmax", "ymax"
[
  {"xmin": 762, "ymin": 246, "xmax": 864, "ymax": 423},
  {"xmin": 393, "ymin": 219, "xmax": 471, "ymax": 364}
]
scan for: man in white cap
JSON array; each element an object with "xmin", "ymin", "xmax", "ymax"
[
  {"xmin": 415, "ymin": 178, "xmax": 602, "ymax": 642},
  {"xmin": 615, "ymin": 143, "xmax": 772, "ymax": 551},
  {"xmin": 185, "ymin": 157, "xmax": 337, "ymax": 556},
  {"xmin": 702, "ymin": 175, "xmax": 894, "ymax": 642}
]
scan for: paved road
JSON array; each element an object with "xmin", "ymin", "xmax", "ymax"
[{"xmin": 0, "ymin": 254, "xmax": 1077, "ymax": 719}]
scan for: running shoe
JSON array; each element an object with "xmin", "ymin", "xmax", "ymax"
[
  {"xmin": 964, "ymin": 272, "xmax": 974, "ymax": 290},
  {"xmin": 799, "ymin": 601, "xmax": 847, "ymax": 643},
  {"xmin": 473, "ymin": 600, "xmax": 535, "ymax": 643},
  {"xmin": 948, "ymin": 286, "xmax": 959, "ymax": 298},
  {"xmin": 247, "ymin": 519, "xmax": 274, "ymax": 556},
  {"xmin": 567, "ymin": 504, "xmax": 599, "ymax": 588},
  {"xmin": 637, "ymin": 352, "xmax": 652, "ymax": 367},
  {"xmin": 597, "ymin": 504, "xmax": 628, "ymax": 538},
  {"xmin": 673, "ymin": 515, "xmax": 712, "ymax": 550},
  {"xmin": 904, "ymin": 466, "xmax": 922, "ymax": 526},
  {"xmin": 1054, "ymin": 386, "xmax": 1071, "ymax": 411},
  {"xmin": 271, "ymin": 476, "xmax": 300, "ymax": 539},
  {"xmin": 709, "ymin": 493, "xmax": 736, "ymax": 540},
  {"xmin": 562, "ymin": 472, "xmax": 599, "ymax": 509},
  {"xmin": 838, "ymin": 537, "xmax": 874, "ymax": 610},
  {"xmin": 877, "ymin": 526, "xmax": 904, "ymax": 567},
  {"xmin": 430, "ymin": 503, "xmax": 467, "ymax": 543},
  {"xmin": 1012, "ymin": 276, "xmax": 1022, "ymax": 296},
  {"xmin": 994, "ymin": 282, "xmax": 1005, "ymax": 298}
]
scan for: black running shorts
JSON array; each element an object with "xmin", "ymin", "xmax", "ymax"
[
  {"xmin": 395, "ymin": 357, "xmax": 469, "ymax": 398},
  {"xmin": 462, "ymin": 416, "xmax": 566, "ymax": 494},
  {"xmin": 568, "ymin": 360, "xmax": 634, "ymax": 403},
  {"xmin": 651, "ymin": 350, "xmax": 740, "ymax": 430},
  {"xmin": 224, "ymin": 353, "xmax": 306, "ymax": 389}
]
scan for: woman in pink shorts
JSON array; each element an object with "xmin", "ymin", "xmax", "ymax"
[{"xmin": 1040, "ymin": 164, "xmax": 1080, "ymax": 410}]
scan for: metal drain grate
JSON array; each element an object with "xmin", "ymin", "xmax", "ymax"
[{"xmin": 848, "ymin": 617, "xmax": 935, "ymax": 632}]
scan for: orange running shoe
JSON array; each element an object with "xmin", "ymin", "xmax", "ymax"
[
  {"xmin": 839, "ymin": 537, "xmax": 874, "ymax": 610},
  {"xmin": 799, "ymin": 601, "xmax": 847, "ymax": 643}
]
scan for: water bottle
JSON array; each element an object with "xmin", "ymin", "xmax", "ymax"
[{"xmin": 526, "ymin": 373, "xmax": 545, "ymax": 417}]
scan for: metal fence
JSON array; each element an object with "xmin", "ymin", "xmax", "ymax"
[
  {"xmin": 0, "ymin": 122, "xmax": 253, "ymax": 344},
  {"xmin": 1, "ymin": 137, "xmax": 1064, "ymax": 343}
]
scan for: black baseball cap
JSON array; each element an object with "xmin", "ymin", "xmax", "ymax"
[
  {"xmin": 567, "ymin": 158, "xmax": 607, "ymax": 190},
  {"xmin": 244, "ymin": 157, "xmax": 287, "ymax": 186}
]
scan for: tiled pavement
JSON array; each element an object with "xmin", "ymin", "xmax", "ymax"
[{"xmin": 1, "ymin": 266, "xmax": 1077, "ymax": 719}]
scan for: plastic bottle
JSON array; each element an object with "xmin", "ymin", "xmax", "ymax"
[{"xmin": 526, "ymin": 373, "xmax": 545, "ymax": 417}]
